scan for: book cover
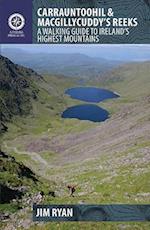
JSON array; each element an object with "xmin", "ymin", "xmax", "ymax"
[{"xmin": 0, "ymin": 0, "xmax": 150, "ymax": 229}]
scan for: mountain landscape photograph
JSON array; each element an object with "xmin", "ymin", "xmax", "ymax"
[{"xmin": 0, "ymin": 44, "xmax": 150, "ymax": 229}]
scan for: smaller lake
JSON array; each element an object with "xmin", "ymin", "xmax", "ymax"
[
  {"xmin": 62, "ymin": 104, "xmax": 109, "ymax": 122},
  {"xmin": 65, "ymin": 87, "xmax": 119, "ymax": 103}
]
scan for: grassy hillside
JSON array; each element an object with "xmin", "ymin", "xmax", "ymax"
[
  {"xmin": 1, "ymin": 57, "xmax": 150, "ymax": 229},
  {"xmin": 96, "ymin": 62, "xmax": 150, "ymax": 100},
  {"xmin": 0, "ymin": 55, "xmax": 43, "ymax": 135},
  {"xmin": 0, "ymin": 150, "xmax": 55, "ymax": 222}
]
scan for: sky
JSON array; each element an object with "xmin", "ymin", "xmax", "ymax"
[{"xmin": 1, "ymin": 44, "xmax": 150, "ymax": 61}]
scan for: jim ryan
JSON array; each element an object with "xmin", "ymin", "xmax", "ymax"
[{"xmin": 35, "ymin": 207, "xmax": 73, "ymax": 218}]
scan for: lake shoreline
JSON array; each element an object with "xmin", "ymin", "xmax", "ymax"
[{"xmin": 62, "ymin": 87, "xmax": 120, "ymax": 122}]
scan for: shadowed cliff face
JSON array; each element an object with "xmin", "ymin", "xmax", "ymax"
[{"xmin": 0, "ymin": 55, "xmax": 43, "ymax": 134}]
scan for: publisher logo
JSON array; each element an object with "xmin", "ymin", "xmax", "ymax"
[{"xmin": 8, "ymin": 13, "xmax": 25, "ymax": 31}]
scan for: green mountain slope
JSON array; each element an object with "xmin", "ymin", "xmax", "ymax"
[
  {"xmin": 0, "ymin": 55, "xmax": 43, "ymax": 134},
  {"xmin": 0, "ymin": 56, "xmax": 150, "ymax": 230},
  {"xmin": 97, "ymin": 61, "xmax": 150, "ymax": 100},
  {"xmin": 0, "ymin": 149, "xmax": 55, "ymax": 220},
  {"xmin": 0, "ymin": 56, "xmax": 58, "ymax": 224}
]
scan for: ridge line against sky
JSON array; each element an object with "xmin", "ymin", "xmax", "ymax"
[{"xmin": 1, "ymin": 44, "xmax": 150, "ymax": 61}]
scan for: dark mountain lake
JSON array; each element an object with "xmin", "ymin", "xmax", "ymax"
[
  {"xmin": 62, "ymin": 87, "xmax": 120, "ymax": 122},
  {"xmin": 65, "ymin": 87, "xmax": 119, "ymax": 103},
  {"xmin": 62, "ymin": 104, "xmax": 109, "ymax": 122}
]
